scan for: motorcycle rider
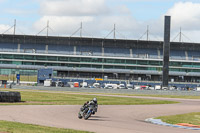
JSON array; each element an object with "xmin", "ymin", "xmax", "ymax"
[
  {"xmin": 80, "ymin": 101, "xmax": 89, "ymax": 111},
  {"xmin": 88, "ymin": 98, "xmax": 98, "ymax": 114},
  {"xmin": 79, "ymin": 98, "xmax": 98, "ymax": 117}
]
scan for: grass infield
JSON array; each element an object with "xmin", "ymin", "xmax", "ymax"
[
  {"xmin": 0, "ymin": 89, "xmax": 178, "ymax": 105},
  {"xmin": 82, "ymin": 92, "xmax": 200, "ymax": 99},
  {"xmin": 125, "ymin": 94, "xmax": 200, "ymax": 99},
  {"xmin": 0, "ymin": 120, "xmax": 92, "ymax": 133},
  {"xmin": 156, "ymin": 112, "xmax": 200, "ymax": 126}
]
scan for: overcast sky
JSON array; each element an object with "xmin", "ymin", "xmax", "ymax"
[{"xmin": 0, "ymin": 0, "xmax": 200, "ymax": 43}]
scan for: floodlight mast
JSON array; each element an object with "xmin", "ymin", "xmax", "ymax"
[
  {"xmin": 37, "ymin": 20, "xmax": 54, "ymax": 37},
  {"xmin": 114, "ymin": 24, "xmax": 116, "ymax": 39},
  {"xmin": 47, "ymin": 20, "xmax": 49, "ymax": 37},
  {"xmin": 80, "ymin": 22, "xmax": 82, "ymax": 38},
  {"xmin": 14, "ymin": 19, "xmax": 16, "ymax": 35},
  {"xmin": 2, "ymin": 19, "xmax": 17, "ymax": 35},
  {"xmin": 179, "ymin": 27, "xmax": 182, "ymax": 42},
  {"xmin": 138, "ymin": 25, "xmax": 150, "ymax": 41},
  {"xmin": 70, "ymin": 22, "xmax": 83, "ymax": 38},
  {"xmin": 147, "ymin": 25, "xmax": 149, "ymax": 41}
]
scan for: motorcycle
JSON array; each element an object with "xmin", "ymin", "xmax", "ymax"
[
  {"xmin": 83, "ymin": 106, "xmax": 94, "ymax": 120},
  {"xmin": 78, "ymin": 104, "xmax": 96, "ymax": 120},
  {"xmin": 78, "ymin": 106, "xmax": 87, "ymax": 119}
]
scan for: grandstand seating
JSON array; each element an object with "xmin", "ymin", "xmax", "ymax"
[
  {"xmin": 159, "ymin": 49, "xmax": 186, "ymax": 60},
  {"xmin": 48, "ymin": 44, "xmax": 74, "ymax": 55},
  {"xmin": 170, "ymin": 50, "xmax": 186, "ymax": 60},
  {"xmin": 76, "ymin": 45, "xmax": 102, "ymax": 56},
  {"xmin": 132, "ymin": 48, "xmax": 158, "ymax": 58},
  {"xmin": 1, "ymin": 42, "xmax": 200, "ymax": 61},
  {"xmin": 104, "ymin": 47, "xmax": 130, "ymax": 57},
  {"xmin": 187, "ymin": 50, "xmax": 200, "ymax": 60},
  {"xmin": 0, "ymin": 43, "xmax": 18, "ymax": 52},
  {"xmin": 21, "ymin": 44, "xmax": 45, "ymax": 53}
]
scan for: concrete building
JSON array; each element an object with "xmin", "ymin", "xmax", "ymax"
[{"xmin": 0, "ymin": 34, "xmax": 200, "ymax": 83}]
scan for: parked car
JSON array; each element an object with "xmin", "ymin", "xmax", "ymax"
[
  {"xmin": 127, "ymin": 84, "xmax": 134, "ymax": 89},
  {"xmin": 162, "ymin": 86, "xmax": 168, "ymax": 90},
  {"xmin": 169, "ymin": 86, "xmax": 177, "ymax": 90},
  {"xmin": 93, "ymin": 83, "xmax": 100, "ymax": 88},
  {"xmin": 195, "ymin": 87, "xmax": 200, "ymax": 91},
  {"xmin": 140, "ymin": 85, "xmax": 148, "ymax": 90},
  {"xmin": 118, "ymin": 84, "xmax": 126, "ymax": 89},
  {"xmin": 104, "ymin": 84, "xmax": 113, "ymax": 89},
  {"xmin": 147, "ymin": 85, "xmax": 154, "ymax": 90},
  {"xmin": 134, "ymin": 85, "xmax": 141, "ymax": 90}
]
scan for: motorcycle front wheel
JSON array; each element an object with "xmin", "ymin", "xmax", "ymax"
[
  {"xmin": 78, "ymin": 112, "xmax": 82, "ymax": 119},
  {"xmin": 84, "ymin": 111, "xmax": 92, "ymax": 120}
]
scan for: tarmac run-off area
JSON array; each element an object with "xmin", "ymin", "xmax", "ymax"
[{"xmin": 0, "ymin": 95, "xmax": 200, "ymax": 133}]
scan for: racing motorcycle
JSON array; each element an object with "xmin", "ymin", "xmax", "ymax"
[
  {"xmin": 78, "ymin": 106, "xmax": 87, "ymax": 119},
  {"xmin": 78, "ymin": 103, "xmax": 96, "ymax": 120},
  {"xmin": 83, "ymin": 105, "xmax": 94, "ymax": 120}
]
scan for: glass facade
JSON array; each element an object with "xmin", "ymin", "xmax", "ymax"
[{"xmin": 1, "ymin": 53, "xmax": 200, "ymax": 75}]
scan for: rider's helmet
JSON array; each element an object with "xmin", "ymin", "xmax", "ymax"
[{"xmin": 93, "ymin": 98, "xmax": 97, "ymax": 103}]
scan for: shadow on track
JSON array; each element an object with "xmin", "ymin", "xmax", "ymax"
[
  {"xmin": 91, "ymin": 116, "xmax": 108, "ymax": 118},
  {"xmin": 87, "ymin": 116, "xmax": 109, "ymax": 121}
]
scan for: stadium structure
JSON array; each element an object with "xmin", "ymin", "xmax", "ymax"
[
  {"xmin": 1, "ymin": 16, "xmax": 200, "ymax": 87},
  {"xmin": 0, "ymin": 33, "xmax": 200, "ymax": 83}
]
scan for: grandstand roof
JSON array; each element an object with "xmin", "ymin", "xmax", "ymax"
[{"xmin": 0, "ymin": 34, "xmax": 200, "ymax": 50}]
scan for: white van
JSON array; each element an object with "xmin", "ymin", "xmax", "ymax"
[
  {"xmin": 44, "ymin": 79, "xmax": 52, "ymax": 87},
  {"xmin": 82, "ymin": 82, "xmax": 88, "ymax": 88},
  {"xmin": 155, "ymin": 85, "xmax": 161, "ymax": 90}
]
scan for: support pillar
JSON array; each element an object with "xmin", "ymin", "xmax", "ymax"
[{"xmin": 162, "ymin": 16, "xmax": 171, "ymax": 88}]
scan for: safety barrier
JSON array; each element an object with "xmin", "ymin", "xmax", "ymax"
[{"xmin": 0, "ymin": 91, "xmax": 21, "ymax": 102}]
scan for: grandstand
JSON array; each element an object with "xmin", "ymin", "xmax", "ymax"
[{"xmin": 0, "ymin": 34, "xmax": 200, "ymax": 84}]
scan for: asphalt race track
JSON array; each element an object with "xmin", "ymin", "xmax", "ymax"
[{"xmin": 0, "ymin": 96, "xmax": 200, "ymax": 133}]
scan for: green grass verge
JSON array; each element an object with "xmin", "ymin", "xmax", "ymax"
[
  {"xmin": 75, "ymin": 92, "xmax": 200, "ymax": 99},
  {"xmin": 37, "ymin": 90, "xmax": 200, "ymax": 100},
  {"xmin": 0, "ymin": 89, "xmax": 178, "ymax": 105},
  {"xmin": 156, "ymin": 112, "xmax": 200, "ymax": 125},
  {"xmin": 0, "ymin": 120, "xmax": 92, "ymax": 133},
  {"xmin": 121, "ymin": 94, "xmax": 200, "ymax": 99}
]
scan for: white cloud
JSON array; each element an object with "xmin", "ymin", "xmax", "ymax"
[
  {"xmin": 114, "ymin": 5, "xmax": 131, "ymax": 15},
  {"xmin": 40, "ymin": 0, "xmax": 110, "ymax": 16},
  {"xmin": 165, "ymin": 2, "xmax": 200, "ymax": 42},
  {"xmin": 167, "ymin": 2, "xmax": 200, "ymax": 30},
  {"xmin": 33, "ymin": 16, "xmax": 94, "ymax": 36},
  {"xmin": 31, "ymin": 1, "xmax": 200, "ymax": 42},
  {"xmin": 0, "ymin": 24, "xmax": 14, "ymax": 34},
  {"xmin": 4, "ymin": 9, "xmax": 35, "ymax": 16},
  {"xmin": 33, "ymin": 15, "xmax": 143, "ymax": 38},
  {"xmin": 34, "ymin": 0, "xmax": 142, "ymax": 38}
]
